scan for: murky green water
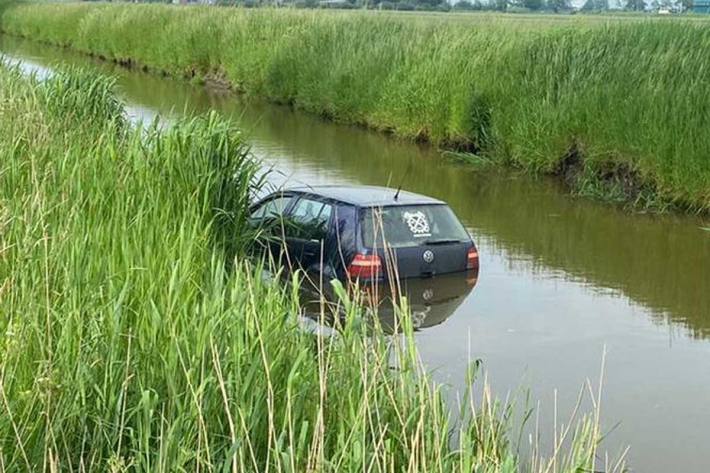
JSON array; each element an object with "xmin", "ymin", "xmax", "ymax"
[{"xmin": 3, "ymin": 34, "xmax": 709, "ymax": 473}]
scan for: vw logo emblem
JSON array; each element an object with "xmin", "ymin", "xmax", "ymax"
[
  {"xmin": 423, "ymin": 250, "xmax": 434, "ymax": 263},
  {"xmin": 422, "ymin": 289, "xmax": 434, "ymax": 301}
]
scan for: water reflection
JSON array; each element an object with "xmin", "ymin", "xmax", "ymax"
[{"xmin": 301, "ymin": 270, "xmax": 478, "ymax": 334}]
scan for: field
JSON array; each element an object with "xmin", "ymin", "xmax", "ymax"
[
  {"xmin": 0, "ymin": 3, "xmax": 709, "ymax": 211},
  {"xmin": 0, "ymin": 62, "xmax": 618, "ymax": 471}
]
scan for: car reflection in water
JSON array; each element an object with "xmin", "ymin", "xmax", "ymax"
[{"xmin": 300, "ymin": 268, "xmax": 478, "ymax": 334}]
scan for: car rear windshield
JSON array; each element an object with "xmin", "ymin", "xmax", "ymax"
[{"xmin": 360, "ymin": 205, "xmax": 469, "ymax": 249}]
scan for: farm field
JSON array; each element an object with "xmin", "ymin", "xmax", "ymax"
[{"xmin": 0, "ymin": 2, "xmax": 709, "ymax": 211}]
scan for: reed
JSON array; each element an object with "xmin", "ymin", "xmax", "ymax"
[
  {"xmin": 1, "ymin": 3, "xmax": 708, "ymax": 211},
  {"xmin": 0, "ymin": 64, "xmax": 620, "ymax": 472}
]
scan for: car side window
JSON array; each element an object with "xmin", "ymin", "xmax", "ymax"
[
  {"xmin": 249, "ymin": 196, "xmax": 295, "ymax": 240},
  {"xmin": 287, "ymin": 197, "xmax": 333, "ymax": 241},
  {"xmin": 250, "ymin": 196, "xmax": 293, "ymax": 221}
]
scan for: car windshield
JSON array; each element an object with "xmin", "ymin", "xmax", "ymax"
[{"xmin": 360, "ymin": 205, "xmax": 469, "ymax": 249}]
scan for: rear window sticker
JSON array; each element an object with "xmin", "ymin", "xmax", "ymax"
[{"xmin": 403, "ymin": 210, "xmax": 431, "ymax": 237}]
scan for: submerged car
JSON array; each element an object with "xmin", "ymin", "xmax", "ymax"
[{"xmin": 248, "ymin": 185, "xmax": 479, "ymax": 285}]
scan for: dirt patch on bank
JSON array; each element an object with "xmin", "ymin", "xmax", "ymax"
[{"xmin": 554, "ymin": 142, "xmax": 663, "ymax": 209}]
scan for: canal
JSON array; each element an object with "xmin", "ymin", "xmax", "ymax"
[{"xmin": 2, "ymin": 34, "xmax": 709, "ymax": 473}]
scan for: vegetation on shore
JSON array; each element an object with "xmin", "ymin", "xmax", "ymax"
[
  {"xmin": 0, "ymin": 63, "xmax": 620, "ymax": 472},
  {"xmin": 1, "ymin": 3, "xmax": 709, "ymax": 212},
  {"xmin": 0, "ymin": 3, "xmax": 709, "ymax": 212}
]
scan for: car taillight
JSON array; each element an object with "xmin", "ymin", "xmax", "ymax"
[
  {"xmin": 467, "ymin": 247, "xmax": 479, "ymax": 270},
  {"xmin": 347, "ymin": 253, "xmax": 382, "ymax": 280}
]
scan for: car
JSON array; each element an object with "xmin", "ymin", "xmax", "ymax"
[{"xmin": 248, "ymin": 184, "xmax": 479, "ymax": 288}]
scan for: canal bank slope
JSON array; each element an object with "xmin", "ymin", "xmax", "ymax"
[{"xmin": 1, "ymin": 2, "xmax": 708, "ymax": 212}]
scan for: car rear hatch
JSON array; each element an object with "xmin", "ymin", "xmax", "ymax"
[{"xmin": 358, "ymin": 204, "xmax": 477, "ymax": 280}]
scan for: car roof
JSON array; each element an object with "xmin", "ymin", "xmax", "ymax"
[{"xmin": 281, "ymin": 185, "xmax": 445, "ymax": 207}]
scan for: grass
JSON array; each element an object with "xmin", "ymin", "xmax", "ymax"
[
  {"xmin": 0, "ymin": 62, "xmax": 621, "ymax": 471},
  {"xmin": 0, "ymin": 3, "xmax": 709, "ymax": 212}
]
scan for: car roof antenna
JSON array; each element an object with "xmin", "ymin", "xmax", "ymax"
[{"xmin": 394, "ymin": 161, "xmax": 414, "ymax": 201}]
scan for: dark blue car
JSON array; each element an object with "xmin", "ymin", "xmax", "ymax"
[{"xmin": 249, "ymin": 185, "xmax": 479, "ymax": 285}]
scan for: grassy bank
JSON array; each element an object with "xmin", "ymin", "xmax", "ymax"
[
  {"xmin": 1, "ymin": 3, "xmax": 709, "ymax": 212},
  {"xmin": 0, "ymin": 64, "xmax": 617, "ymax": 471}
]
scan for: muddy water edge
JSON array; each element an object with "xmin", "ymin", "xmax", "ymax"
[{"xmin": 2, "ymin": 34, "xmax": 709, "ymax": 473}]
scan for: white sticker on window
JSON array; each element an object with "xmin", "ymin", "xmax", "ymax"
[{"xmin": 403, "ymin": 211, "xmax": 431, "ymax": 237}]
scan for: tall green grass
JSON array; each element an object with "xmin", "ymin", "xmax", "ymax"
[
  {"xmin": 0, "ymin": 65, "xmax": 621, "ymax": 471},
  {"xmin": 0, "ymin": 3, "xmax": 708, "ymax": 211}
]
